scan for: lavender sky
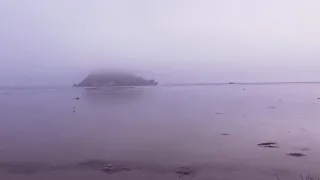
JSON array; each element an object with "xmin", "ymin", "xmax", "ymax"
[{"xmin": 1, "ymin": 0, "xmax": 320, "ymax": 86}]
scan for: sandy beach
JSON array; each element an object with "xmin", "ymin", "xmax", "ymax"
[{"xmin": 1, "ymin": 84, "xmax": 320, "ymax": 179}]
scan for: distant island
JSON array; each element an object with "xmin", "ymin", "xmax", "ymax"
[{"xmin": 74, "ymin": 73, "xmax": 158, "ymax": 87}]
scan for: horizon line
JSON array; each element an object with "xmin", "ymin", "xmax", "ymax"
[{"xmin": 165, "ymin": 81, "xmax": 320, "ymax": 86}]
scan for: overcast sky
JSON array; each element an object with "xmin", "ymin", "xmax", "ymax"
[{"xmin": 1, "ymin": 0, "xmax": 320, "ymax": 86}]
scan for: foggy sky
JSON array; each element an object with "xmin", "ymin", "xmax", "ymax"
[{"xmin": 1, "ymin": 0, "xmax": 320, "ymax": 86}]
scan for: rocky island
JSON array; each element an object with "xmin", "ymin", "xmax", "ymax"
[{"xmin": 75, "ymin": 73, "xmax": 158, "ymax": 87}]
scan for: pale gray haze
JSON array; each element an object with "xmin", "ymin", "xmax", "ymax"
[
  {"xmin": 1, "ymin": 0, "xmax": 320, "ymax": 86},
  {"xmin": 2, "ymin": 1, "xmax": 320, "ymax": 179}
]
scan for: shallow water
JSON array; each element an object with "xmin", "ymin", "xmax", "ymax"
[{"xmin": 1, "ymin": 84, "xmax": 320, "ymax": 179}]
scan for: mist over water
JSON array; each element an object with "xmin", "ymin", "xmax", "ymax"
[
  {"xmin": 2, "ymin": 0, "xmax": 320, "ymax": 179},
  {"xmin": 2, "ymin": 0, "xmax": 320, "ymax": 86}
]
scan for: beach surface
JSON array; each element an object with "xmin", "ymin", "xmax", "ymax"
[{"xmin": 1, "ymin": 84, "xmax": 320, "ymax": 179}]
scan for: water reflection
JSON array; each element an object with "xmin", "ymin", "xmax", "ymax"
[{"xmin": 81, "ymin": 87, "xmax": 145, "ymax": 104}]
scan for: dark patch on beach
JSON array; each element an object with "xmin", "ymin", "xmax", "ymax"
[
  {"xmin": 214, "ymin": 112, "xmax": 223, "ymax": 115},
  {"xmin": 300, "ymin": 174, "xmax": 320, "ymax": 180},
  {"xmin": 268, "ymin": 106, "xmax": 276, "ymax": 109},
  {"xmin": 101, "ymin": 164, "xmax": 130, "ymax": 174},
  {"xmin": 78, "ymin": 160, "xmax": 133, "ymax": 175},
  {"xmin": 287, "ymin": 153, "xmax": 306, "ymax": 157},
  {"xmin": 221, "ymin": 133, "xmax": 230, "ymax": 136},
  {"xmin": 258, "ymin": 142, "xmax": 279, "ymax": 148},
  {"xmin": 258, "ymin": 142, "xmax": 277, "ymax": 146},
  {"xmin": 176, "ymin": 167, "xmax": 194, "ymax": 179},
  {"xmin": 74, "ymin": 97, "xmax": 80, "ymax": 100}
]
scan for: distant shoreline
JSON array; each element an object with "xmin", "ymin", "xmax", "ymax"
[
  {"xmin": 165, "ymin": 81, "xmax": 320, "ymax": 86},
  {"xmin": 2, "ymin": 81, "xmax": 320, "ymax": 89}
]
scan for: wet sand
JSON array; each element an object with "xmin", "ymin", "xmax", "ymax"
[
  {"xmin": 0, "ymin": 160, "xmax": 318, "ymax": 180},
  {"xmin": 1, "ymin": 84, "xmax": 320, "ymax": 179}
]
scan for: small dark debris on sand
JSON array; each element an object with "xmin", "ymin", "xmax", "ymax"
[
  {"xmin": 214, "ymin": 112, "xmax": 223, "ymax": 115},
  {"xmin": 176, "ymin": 167, "xmax": 193, "ymax": 179},
  {"xmin": 287, "ymin": 153, "xmax": 306, "ymax": 157},
  {"xmin": 301, "ymin": 148, "xmax": 310, "ymax": 151},
  {"xmin": 74, "ymin": 97, "xmax": 80, "ymax": 100},
  {"xmin": 317, "ymin": 98, "xmax": 320, "ymax": 100},
  {"xmin": 258, "ymin": 142, "xmax": 277, "ymax": 146},
  {"xmin": 221, "ymin": 133, "xmax": 230, "ymax": 136},
  {"xmin": 300, "ymin": 175, "xmax": 320, "ymax": 180},
  {"xmin": 78, "ymin": 160, "xmax": 131, "ymax": 174},
  {"xmin": 258, "ymin": 142, "xmax": 279, "ymax": 148},
  {"xmin": 101, "ymin": 164, "xmax": 130, "ymax": 174},
  {"xmin": 268, "ymin": 106, "xmax": 276, "ymax": 109}
]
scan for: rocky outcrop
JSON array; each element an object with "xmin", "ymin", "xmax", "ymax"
[{"xmin": 75, "ymin": 73, "xmax": 158, "ymax": 87}]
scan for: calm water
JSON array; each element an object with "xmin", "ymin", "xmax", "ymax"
[{"xmin": 1, "ymin": 84, "xmax": 320, "ymax": 178}]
